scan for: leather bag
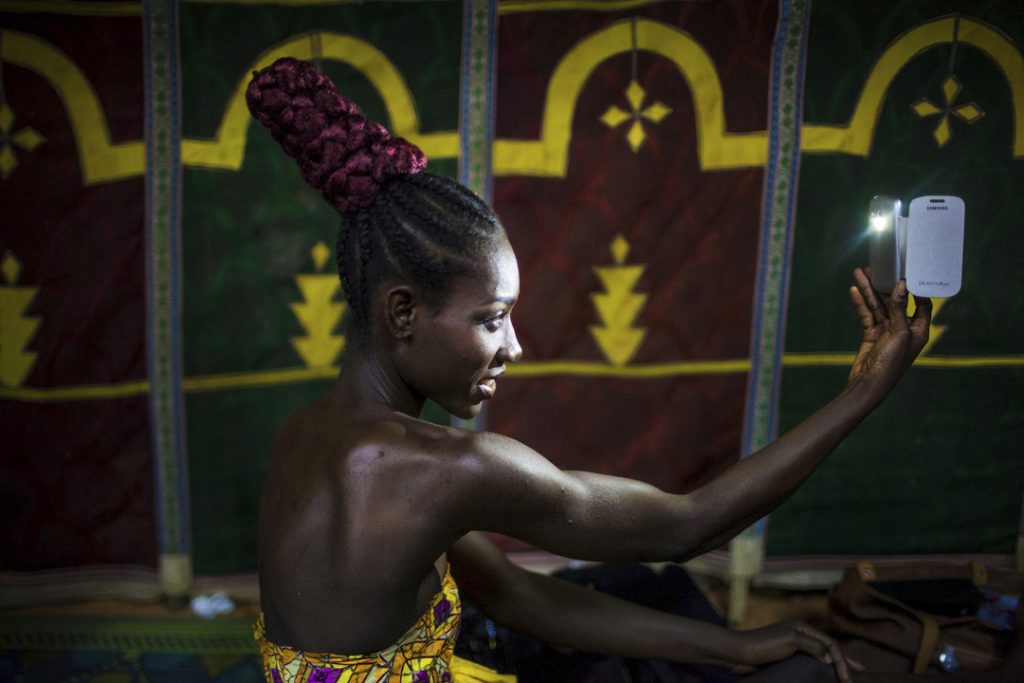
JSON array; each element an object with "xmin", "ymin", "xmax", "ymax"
[{"xmin": 827, "ymin": 560, "xmax": 1021, "ymax": 674}]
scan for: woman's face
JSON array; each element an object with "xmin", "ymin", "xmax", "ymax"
[{"xmin": 401, "ymin": 238, "xmax": 522, "ymax": 419}]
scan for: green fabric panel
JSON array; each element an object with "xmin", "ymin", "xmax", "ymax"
[
  {"xmin": 180, "ymin": 2, "xmax": 461, "ymax": 138},
  {"xmin": 769, "ymin": 0, "xmax": 1024, "ymax": 555},
  {"xmin": 180, "ymin": 1, "xmax": 462, "ymax": 574},
  {"xmin": 769, "ymin": 366, "xmax": 1024, "ymax": 555},
  {"xmin": 186, "ymin": 383, "xmax": 330, "ymax": 575}
]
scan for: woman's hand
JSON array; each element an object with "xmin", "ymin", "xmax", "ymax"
[
  {"xmin": 735, "ymin": 620, "xmax": 860, "ymax": 682},
  {"xmin": 847, "ymin": 268, "xmax": 931, "ymax": 396}
]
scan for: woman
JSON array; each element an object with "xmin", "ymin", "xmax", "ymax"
[{"xmin": 246, "ymin": 58, "xmax": 931, "ymax": 683}]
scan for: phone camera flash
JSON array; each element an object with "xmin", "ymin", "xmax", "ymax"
[{"xmin": 870, "ymin": 215, "xmax": 890, "ymax": 232}]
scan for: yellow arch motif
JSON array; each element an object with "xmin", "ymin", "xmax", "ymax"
[
  {"xmin": 803, "ymin": 16, "xmax": 1024, "ymax": 158},
  {"xmin": 493, "ymin": 19, "xmax": 767, "ymax": 176},
  {"xmin": 1, "ymin": 30, "xmax": 145, "ymax": 184},
  {"xmin": 4, "ymin": 16, "xmax": 1019, "ymax": 187},
  {"xmin": 181, "ymin": 32, "xmax": 458, "ymax": 169}
]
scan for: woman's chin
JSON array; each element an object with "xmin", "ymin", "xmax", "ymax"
[{"xmin": 448, "ymin": 402, "xmax": 482, "ymax": 421}]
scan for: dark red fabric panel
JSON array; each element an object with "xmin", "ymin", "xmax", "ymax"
[
  {"xmin": 493, "ymin": 374, "xmax": 748, "ymax": 487},
  {"xmin": 0, "ymin": 398, "xmax": 155, "ymax": 569},
  {"xmin": 0, "ymin": 15, "xmax": 155, "ymax": 569},
  {"xmin": 6, "ymin": 15, "xmax": 145, "ymax": 141},
  {"xmin": 495, "ymin": 1, "xmax": 775, "ymax": 139},
  {"xmin": 489, "ymin": 5, "xmax": 776, "ymax": 552}
]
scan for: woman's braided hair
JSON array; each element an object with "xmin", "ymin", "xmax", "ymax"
[{"xmin": 246, "ymin": 57, "xmax": 504, "ymax": 335}]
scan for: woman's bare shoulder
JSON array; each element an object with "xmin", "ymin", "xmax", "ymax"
[{"xmin": 267, "ymin": 399, "xmax": 554, "ymax": 502}]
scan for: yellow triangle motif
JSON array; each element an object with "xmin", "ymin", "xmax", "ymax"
[
  {"xmin": 589, "ymin": 235, "xmax": 648, "ymax": 366},
  {"xmin": 290, "ymin": 241, "xmax": 347, "ymax": 368},
  {"xmin": 0, "ymin": 251, "xmax": 41, "ymax": 387}
]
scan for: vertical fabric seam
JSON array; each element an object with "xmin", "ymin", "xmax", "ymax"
[
  {"xmin": 454, "ymin": 0, "xmax": 499, "ymax": 431},
  {"xmin": 143, "ymin": 0, "xmax": 190, "ymax": 558},
  {"xmin": 738, "ymin": 0, "xmax": 812, "ymax": 539},
  {"xmin": 459, "ymin": 0, "xmax": 498, "ymax": 204}
]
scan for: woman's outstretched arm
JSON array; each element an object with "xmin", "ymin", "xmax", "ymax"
[
  {"xmin": 452, "ymin": 270, "xmax": 931, "ymax": 563},
  {"xmin": 671, "ymin": 271, "xmax": 932, "ymax": 556},
  {"xmin": 448, "ymin": 532, "xmax": 854, "ymax": 682}
]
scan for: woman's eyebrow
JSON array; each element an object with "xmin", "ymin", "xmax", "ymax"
[{"xmin": 478, "ymin": 295, "xmax": 517, "ymax": 306}]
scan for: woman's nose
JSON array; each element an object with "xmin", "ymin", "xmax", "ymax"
[{"xmin": 504, "ymin": 320, "xmax": 523, "ymax": 363}]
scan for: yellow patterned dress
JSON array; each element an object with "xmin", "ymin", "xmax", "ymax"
[{"xmin": 254, "ymin": 565, "xmax": 516, "ymax": 683}]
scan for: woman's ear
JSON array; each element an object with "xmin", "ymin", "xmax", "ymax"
[{"xmin": 385, "ymin": 286, "xmax": 416, "ymax": 340}]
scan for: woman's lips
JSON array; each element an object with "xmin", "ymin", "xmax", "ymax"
[{"xmin": 477, "ymin": 378, "xmax": 497, "ymax": 399}]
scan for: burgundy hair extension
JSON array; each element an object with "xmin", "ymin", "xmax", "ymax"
[
  {"xmin": 246, "ymin": 57, "xmax": 426, "ymax": 213},
  {"xmin": 248, "ymin": 57, "xmax": 503, "ymax": 333}
]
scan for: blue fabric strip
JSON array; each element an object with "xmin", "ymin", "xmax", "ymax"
[
  {"xmin": 143, "ymin": 0, "xmax": 191, "ymax": 556},
  {"xmin": 458, "ymin": 0, "xmax": 498, "ymax": 203},
  {"xmin": 453, "ymin": 0, "xmax": 498, "ymax": 431},
  {"xmin": 738, "ymin": 0, "xmax": 812, "ymax": 539}
]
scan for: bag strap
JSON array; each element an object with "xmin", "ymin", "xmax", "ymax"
[
  {"xmin": 913, "ymin": 614, "xmax": 941, "ymax": 674},
  {"xmin": 854, "ymin": 560, "xmax": 988, "ymax": 586}
]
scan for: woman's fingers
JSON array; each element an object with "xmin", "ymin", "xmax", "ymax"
[
  {"xmin": 883, "ymin": 280, "xmax": 911, "ymax": 331},
  {"xmin": 848, "ymin": 286, "xmax": 876, "ymax": 331},
  {"xmin": 909, "ymin": 294, "xmax": 933, "ymax": 352},
  {"xmin": 827, "ymin": 641, "xmax": 853, "ymax": 683},
  {"xmin": 793, "ymin": 623, "xmax": 853, "ymax": 683},
  {"xmin": 852, "ymin": 268, "xmax": 886, "ymax": 326}
]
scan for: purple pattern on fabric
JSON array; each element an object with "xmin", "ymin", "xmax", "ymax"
[
  {"xmin": 246, "ymin": 57, "xmax": 426, "ymax": 214},
  {"xmin": 433, "ymin": 597, "xmax": 452, "ymax": 626},
  {"xmin": 306, "ymin": 668, "xmax": 343, "ymax": 683},
  {"xmin": 413, "ymin": 672, "xmax": 430, "ymax": 683}
]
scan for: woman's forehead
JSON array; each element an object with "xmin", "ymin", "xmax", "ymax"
[
  {"xmin": 482, "ymin": 241, "xmax": 519, "ymax": 299},
  {"xmin": 458, "ymin": 241, "xmax": 518, "ymax": 305}
]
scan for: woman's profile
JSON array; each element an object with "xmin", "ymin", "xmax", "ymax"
[{"xmin": 246, "ymin": 57, "xmax": 931, "ymax": 683}]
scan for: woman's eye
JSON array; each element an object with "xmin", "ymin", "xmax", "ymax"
[{"xmin": 482, "ymin": 313, "xmax": 505, "ymax": 331}]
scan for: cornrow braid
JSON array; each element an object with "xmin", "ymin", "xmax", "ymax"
[
  {"xmin": 335, "ymin": 222, "xmax": 355, "ymax": 315},
  {"xmin": 409, "ymin": 173, "xmax": 498, "ymax": 238},
  {"xmin": 336, "ymin": 171, "xmax": 505, "ymax": 336},
  {"xmin": 355, "ymin": 210, "xmax": 373, "ymax": 324},
  {"xmin": 369, "ymin": 201, "xmax": 408, "ymax": 281},
  {"xmin": 248, "ymin": 58, "xmax": 506, "ymax": 344},
  {"xmin": 388, "ymin": 191, "xmax": 466, "ymax": 259},
  {"xmin": 372, "ymin": 200, "xmax": 436, "ymax": 285}
]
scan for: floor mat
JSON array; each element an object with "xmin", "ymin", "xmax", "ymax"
[{"xmin": 0, "ymin": 616, "xmax": 261, "ymax": 682}]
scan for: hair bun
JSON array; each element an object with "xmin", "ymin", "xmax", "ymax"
[{"xmin": 246, "ymin": 57, "xmax": 426, "ymax": 213}]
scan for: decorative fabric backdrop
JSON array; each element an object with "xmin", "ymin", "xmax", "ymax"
[{"xmin": 0, "ymin": 0, "xmax": 1021, "ymax": 582}]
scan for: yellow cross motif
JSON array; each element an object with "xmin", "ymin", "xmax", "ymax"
[
  {"xmin": 910, "ymin": 75, "xmax": 984, "ymax": 148},
  {"xmin": 600, "ymin": 80, "xmax": 672, "ymax": 153},
  {"xmin": 0, "ymin": 102, "xmax": 46, "ymax": 180}
]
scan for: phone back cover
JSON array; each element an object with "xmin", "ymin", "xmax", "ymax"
[{"xmin": 906, "ymin": 196, "xmax": 965, "ymax": 297}]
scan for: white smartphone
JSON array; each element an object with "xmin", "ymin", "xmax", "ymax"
[{"xmin": 867, "ymin": 194, "xmax": 964, "ymax": 297}]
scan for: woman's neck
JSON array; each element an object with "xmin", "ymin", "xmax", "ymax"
[{"xmin": 330, "ymin": 342, "xmax": 424, "ymax": 419}]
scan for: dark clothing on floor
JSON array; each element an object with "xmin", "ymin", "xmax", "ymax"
[{"xmin": 456, "ymin": 563, "xmax": 836, "ymax": 682}]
